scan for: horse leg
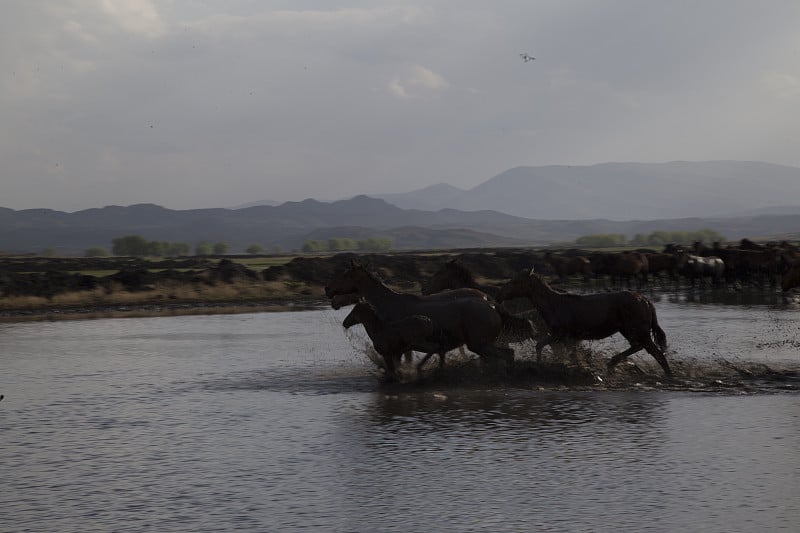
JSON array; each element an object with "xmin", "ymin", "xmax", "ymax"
[
  {"xmin": 534, "ymin": 334, "xmax": 554, "ymax": 364},
  {"xmin": 606, "ymin": 343, "xmax": 643, "ymax": 374},
  {"xmin": 642, "ymin": 338, "xmax": 672, "ymax": 377},
  {"xmin": 416, "ymin": 352, "xmax": 436, "ymax": 372},
  {"xmin": 468, "ymin": 342, "xmax": 513, "ymax": 373},
  {"xmin": 383, "ymin": 352, "xmax": 398, "ymax": 382},
  {"xmin": 403, "ymin": 350, "xmax": 413, "ymax": 365}
]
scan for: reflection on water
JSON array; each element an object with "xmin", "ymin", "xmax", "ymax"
[{"xmin": 1, "ymin": 297, "xmax": 799, "ymax": 532}]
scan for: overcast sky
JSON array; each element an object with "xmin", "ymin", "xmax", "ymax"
[{"xmin": 2, "ymin": 1, "xmax": 800, "ymax": 212}]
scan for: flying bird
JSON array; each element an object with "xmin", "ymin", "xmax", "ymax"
[{"xmin": 520, "ymin": 53, "xmax": 536, "ymax": 63}]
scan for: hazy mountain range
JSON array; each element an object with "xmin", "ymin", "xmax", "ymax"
[
  {"xmin": 373, "ymin": 161, "xmax": 800, "ymax": 220},
  {"xmin": 2, "ymin": 161, "xmax": 800, "ymax": 254}
]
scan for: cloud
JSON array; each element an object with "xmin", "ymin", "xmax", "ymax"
[
  {"xmin": 762, "ymin": 72, "xmax": 800, "ymax": 100},
  {"xmin": 98, "ymin": 0, "xmax": 165, "ymax": 38},
  {"xmin": 389, "ymin": 65, "xmax": 449, "ymax": 99},
  {"xmin": 2, "ymin": 2, "xmax": 800, "ymax": 211}
]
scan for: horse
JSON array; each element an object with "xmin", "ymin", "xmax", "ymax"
[
  {"xmin": 325, "ymin": 260, "xmax": 516, "ymax": 373},
  {"xmin": 644, "ymin": 252, "xmax": 680, "ymax": 287},
  {"xmin": 421, "ymin": 258, "xmax": 538, "ymax": 343},
  {"xmin": 343, "ymin": 302, "xmax": 450, "ymax": 378},
  {"xmin": 782, "ymin": 260, "xmax": 800, "ymax": 292},
  {"xmin": 331, "ymin": 293, "xmax": 362, "ymax": 309},
  {"xmin": 421, "ymin": 258, "xmax": 500, "ymax": 298},
  {"xmin": 677, "ymin": 254, "xmax": 725, "ymax": 287},
  {"xmin": 543, "ymin": 252, "xmax": 592, "ymax": 282},
  {"xmin": 496, "ymin": 269, "xmax": 672, "ymax": 377},
  {"xmin": 590, "ymin": 252, "xmax": 649, "ymax": 288}
]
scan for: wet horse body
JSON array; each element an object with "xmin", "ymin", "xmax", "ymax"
[
  {"xmin": 326, "ymin": 262, "xmax": 515, "ymax": 372},
  {"xmin": 497, "ymin": 270, "xmax": 672, "ymax": 376},
  {"xmin": 343, "ymin": 302, "xmax": 451, "ymax": 378},
  {"xmin": 422, "ymin": 259, "xmax": 537, "ymax": 343}
]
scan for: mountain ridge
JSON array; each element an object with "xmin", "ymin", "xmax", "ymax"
[{"xmin": 370, "ymin": 160, "xmax": 800, "ymax": 220}]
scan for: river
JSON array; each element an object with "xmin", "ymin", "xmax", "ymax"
[{"xmin": 1, "ymin": 294, "xmax": 799, "ymax": 532}]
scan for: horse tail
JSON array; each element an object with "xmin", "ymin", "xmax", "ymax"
[{"xmin": 648, "ymin": 300, "xmax": 667, "ymax": 352}]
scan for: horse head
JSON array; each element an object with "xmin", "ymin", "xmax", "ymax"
[
  {"xmin": 422, "ymin": 258, "xmax": 473, "ymax": 295},
  {"xmin": 324, "ymin": 259, "xmax": 375, "ymax": 298},
  {"xmin": 496, "ymin": 269, "xmax": 532, "ymax": 301},
  {"xmin": 343, "ymin": 301, "xmax": 374, "ymax": 329}
]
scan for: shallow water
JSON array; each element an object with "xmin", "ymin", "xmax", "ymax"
[{"xmin": 1, "ymin": 295, "xmax": 799, "ymax": 532}]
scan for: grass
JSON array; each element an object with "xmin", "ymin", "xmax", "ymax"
[{"xmin": 0, "ymin": 279, "xmax": 327, "ymax": 312}]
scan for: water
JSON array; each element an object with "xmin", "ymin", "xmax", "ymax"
[{"xmin": 1, "ymin": 296, "xmax": 799, "ymax": 532}]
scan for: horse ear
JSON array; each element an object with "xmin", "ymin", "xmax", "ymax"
[{"xmin": 529, "ymin": 267, "xmax": 535, "ymax": 275}]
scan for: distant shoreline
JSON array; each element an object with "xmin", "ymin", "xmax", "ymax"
[{"xmin": 0, "ymin": 297, "xmax": 330, "ymax": 323}]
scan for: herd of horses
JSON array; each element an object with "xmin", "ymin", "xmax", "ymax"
[
  {"xmin": 530, "ymin": 239, "xmax": 800, "ymax": 291},
  {"xmin": 325, "ymin": 259, "xmax": 675, "ymax": 382},
  {"xmin": 325, "ymin": 239, "xmax": 800, "ymax": 382}
]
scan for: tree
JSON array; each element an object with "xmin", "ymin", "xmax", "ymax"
[
  {"xmin": 328, "ymin": 237, "xmax": 357, "ymax": 251},
  {"xmin": 574, "ymin": 233, "xmax": 626, "ymax": 247},
  {"xmin": 195, "ymin": 241, "xmax": 212, "ymax": 256},
  {"xmin": 246, "ymin": 244, "xmax": 265, "ymax": 255},
  {"xmin": 357, "ymin": 238, "xmax": 392, "ymax": 251},
  {"xmin": 301, "ymin": 240, "xmax": 327, "ymax": 253},
  {"xmin": 212, "ymin": 242, "xmax": 230, "ymax": 255},
  {"xmin": 165, "ymin": 242, "xmax": 191, "ymax": 256},
  {"xmin": 85, "ymin": 246, "xmax": 110, "ymax": 257},
  {"xmin": 112, "ymin": 235, "xmax": 149, "ymax": 256}
]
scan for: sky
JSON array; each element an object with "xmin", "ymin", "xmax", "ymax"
[{"xmin": 2, "ymin": 1, "xmax": 800, "ymax": 212}]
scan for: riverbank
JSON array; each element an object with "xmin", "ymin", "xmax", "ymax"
[{"xmin": 0, "ymin": 297, "xmax": 330, "ymax": 323}]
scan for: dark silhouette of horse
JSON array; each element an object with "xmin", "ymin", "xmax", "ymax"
[
  {"xmin": 497, "ymin": 270, "xmax": 672, "ymax": 376},
  {"xmin": 590, "ymin": 252, "xmax": 649, "ymax": 288},
  {"xmin": 421, "ymin": 259, "xmax": 500, "ymax": 298},
  {"xmin": 326, "ymin": 260, "xmax": 516, "ymax": 374},
  {"xmin": 544, "ymin": 252, "xmax": 592, "ymax": 282},
  {"xmin": 343, "ymin": 302, "xmax": 451, "ymax": 379},
  {"xmin": 330, "ymin": 293, "xmax": 362, "ymax": 309},
  {"xmin": 644, "ymin": 252, "xmax": 680, "ymax": 286},
  {"xmin": 421, "ymin": 259, "xmax": 537, "ymax": 343},
  {"xmin": 782, "ymin": 260, "xmax": 800, "ymax": 292}
]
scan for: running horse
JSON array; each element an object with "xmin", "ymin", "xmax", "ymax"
[
  {"xmin": 326, "ymin": 260, "xmax": 516, "ymax": 379},
  {"xmin": 497, "ymin": 269, "xmax": 672, "ymax": 377}
]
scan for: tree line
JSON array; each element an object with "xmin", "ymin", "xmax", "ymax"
[
  {"xmin": 574, "ymin": 229, "xmax": 725, "ymax": 248},
  {"xmin": 81, "ymin": 234, "xmax": 390, "ymax": 257},
  {"xmin": 83, "ymin": 235, "xmax": 263, "ymax": 257},
  {"xmin": 301, "ymin": 237, "xmax": 393, "ymax": 253}
]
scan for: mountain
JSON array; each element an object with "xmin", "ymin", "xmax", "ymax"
[
  {"xmin": 376, "ymin": 183, "xmax": 467, "ymax": 212},
  {"xmin": 2, "ymin": 195, "xmax": 800, "ymax": 255},
  {"xmin": 0, "ymin": 197, "xmax": 539, "ymax": 254},
  {"xmin": 372, "ymin": 161, "xmax": 800, "ymax": 220},
  {"xmin": 231, "ymin": 199, "xmax": 281, "ymax": 209}
]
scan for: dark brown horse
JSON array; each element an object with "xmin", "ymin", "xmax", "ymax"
[
  {"xmin": 343, "ymin": 302, "xmax": 450, "ymax": 378},
  {"xmin": 421, "ymin": 259, "xmax": 500, "ymax": 298},
  {"xmin": 421, "ymin": 259, "xmax": 537, "ymax": 343},
  {"xmin": 326, "ymin": 261, "xmax": 515, "ymax": 373},
  {"xmin": 330, "ymin": 293, "xmax": 362, "ymax": 309},
  {"xmin": 497, "ymin": 270, "xmax": 672, "ymax": 376},
  {"xmin": 782, "ymin": 260, "xmax": 800, "ymax": 292},
  {"xmin": 544, "ymin": 252, "xmax": 592, "ymax": 282},
  {"xmin": 591, "ymin": 252, "xmax": 649, "ymax": 288}
]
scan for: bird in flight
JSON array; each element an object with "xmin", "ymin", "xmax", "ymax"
[{"xmin": 520, "ymin": 53, "xmax": 536, "ymax": 63}]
